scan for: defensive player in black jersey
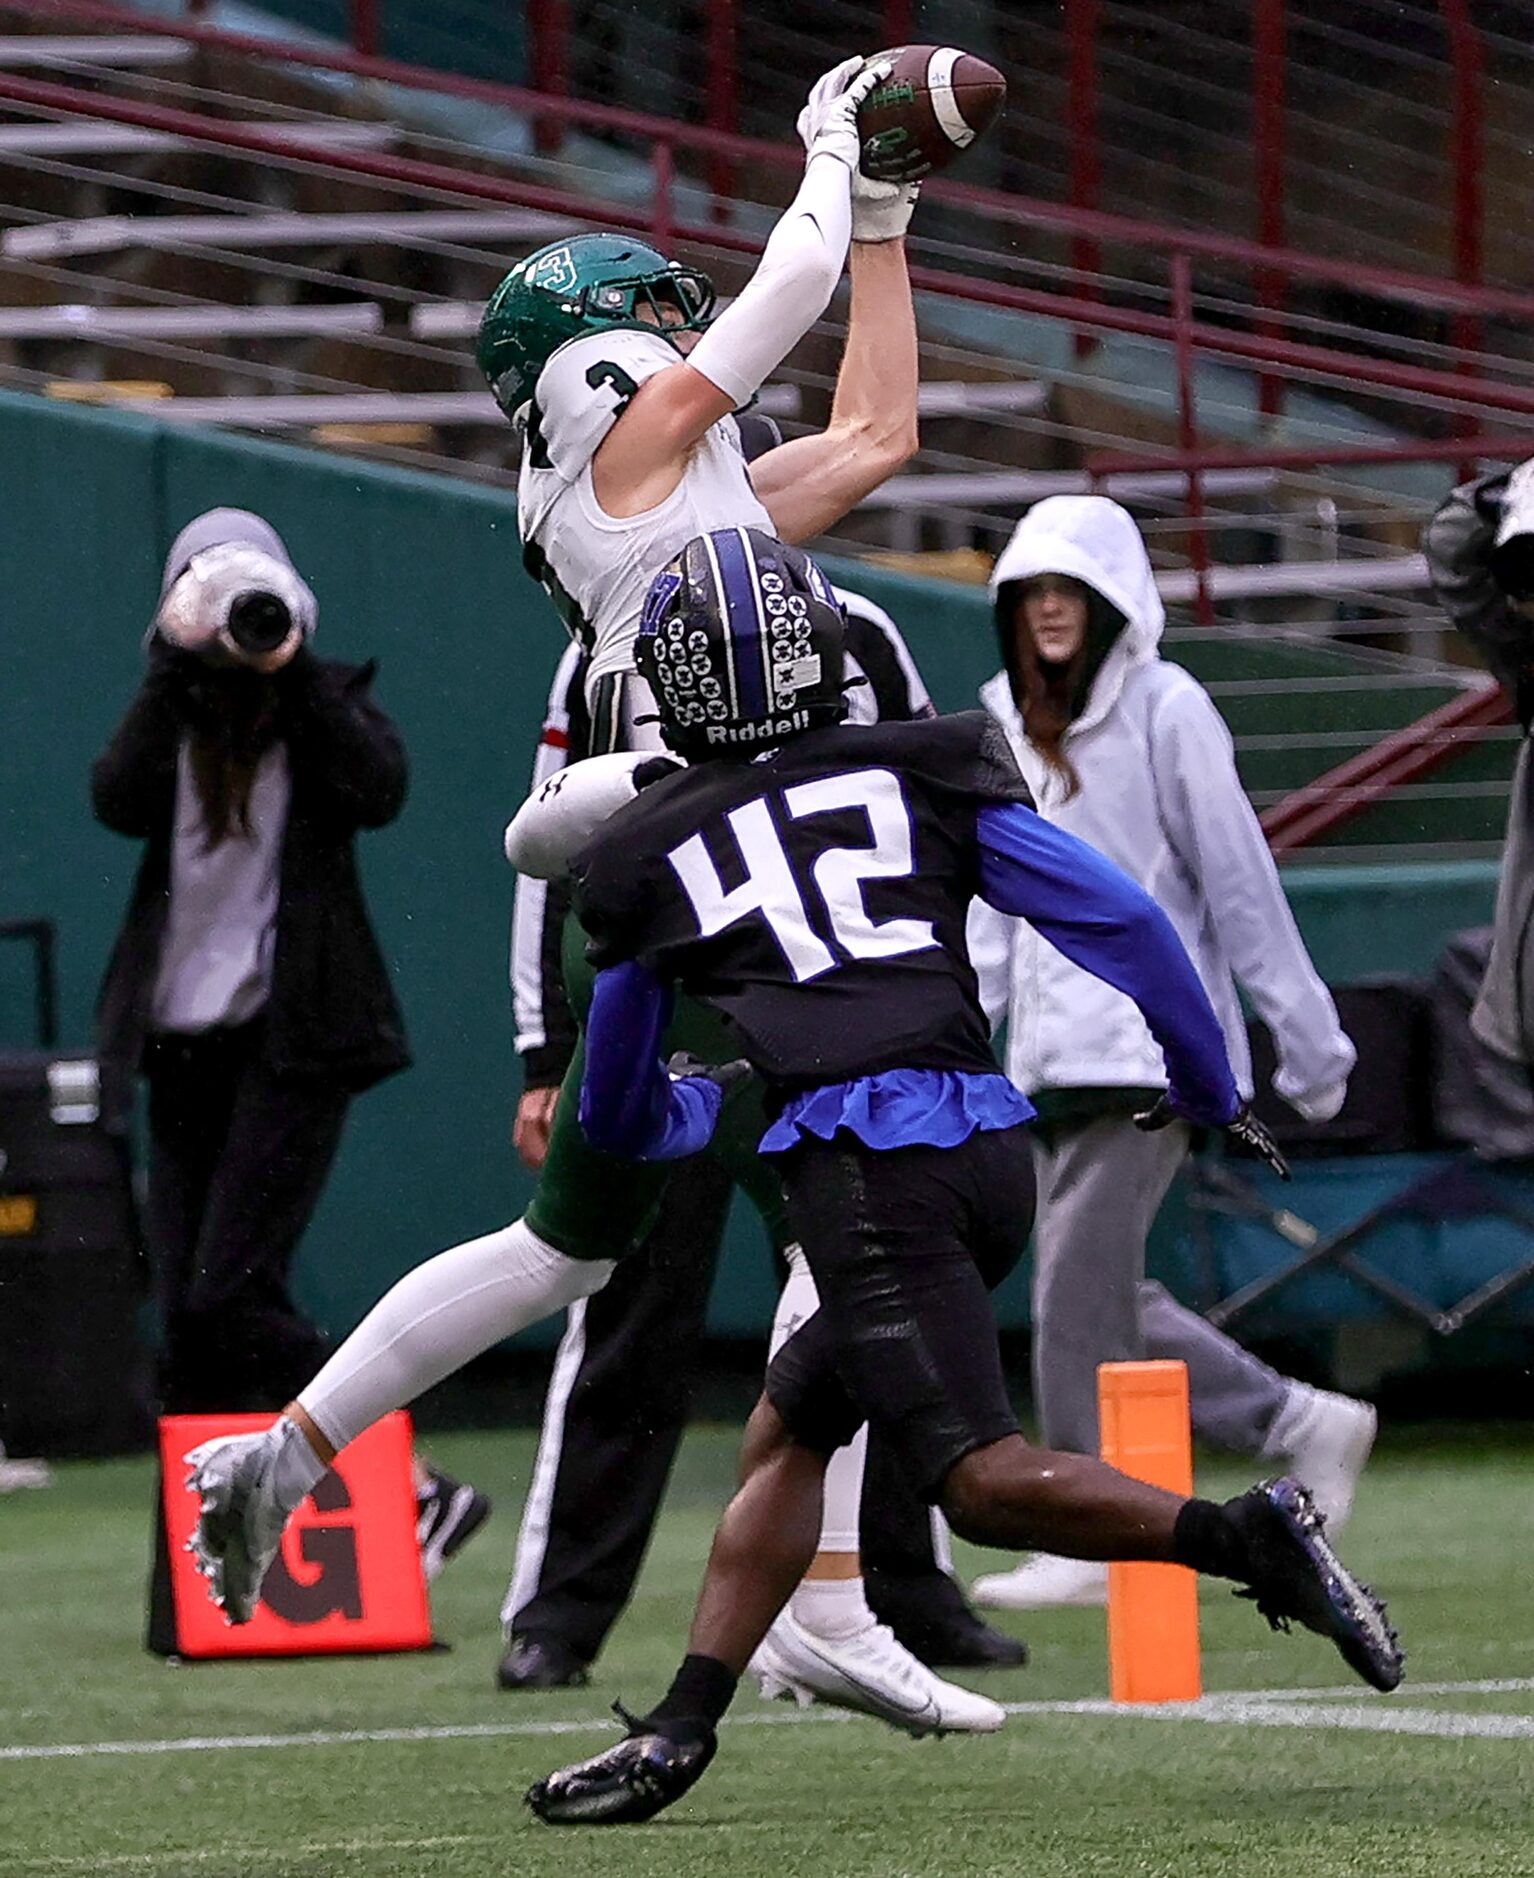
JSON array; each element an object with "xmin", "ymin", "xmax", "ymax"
[{"xmin": 525, "ymin": 527, "xmax": 1404, "ymax": 1826}]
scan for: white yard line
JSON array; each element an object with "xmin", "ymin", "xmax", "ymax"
[
  {"xmin": 1241, "ymin": 1676, "xmax": 1534, "ymax": 1703},
  {"xmin": 11, "ymin": 1836, "xmax": 492, "ymax": 1872},
  {"xmin": 1138, "ymin": 1699, "xmax": 1534, "ymax": 1741},
  {"xmin": 0, "ymin": 1708, "xmax": 854, "ymax": 1762},
  {"xmin": 4, "ymin": 1678, "xmax": 1531, "ymax": 1765}
]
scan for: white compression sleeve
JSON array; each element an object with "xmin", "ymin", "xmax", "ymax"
[
  {"xmin": 686, "ymin": 150, "xmax": 852, "ymax": 408},
  {"xmin": 769, "ymin": 1244, "xmax": 866, "ymax": 1557},
  {"xmin": 297, "ymin": 1220, "xmax": 613, "ymax": 1454},
  {"xmin": 768, "ymin": 1240, "xmax": 819, "ymax": 1360}
]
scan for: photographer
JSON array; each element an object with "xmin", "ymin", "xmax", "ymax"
[
  {"xmin": 1425, "ymin": 463, "xmax": 1534, "ymax": 1068},
  {"xmin": 91, "ymin": 508, "xmax": 412, "ymax": 1419}
]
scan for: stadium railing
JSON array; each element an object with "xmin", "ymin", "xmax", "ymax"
[{"xmin": 1, "ymin": 0, "xmax": 1530, "ymax": 862}]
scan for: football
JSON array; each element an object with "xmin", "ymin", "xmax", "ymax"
[{"xmin": 855, "ymin": 44, "xmax": 1007, "ymax": 183}]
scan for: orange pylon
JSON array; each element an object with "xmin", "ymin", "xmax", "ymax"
[{"xmin": 1098, "ymin": 1359, "xmax": 1202, "ymax": 1704}]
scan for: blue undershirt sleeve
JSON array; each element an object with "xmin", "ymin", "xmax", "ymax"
[
  {"xmin": 578, "ymin": 959, "xmax": 724, "ymax": 1160},
  {"xmin": 976, "ymin": 802, "xmax": 1239, "ymax": 1126}
]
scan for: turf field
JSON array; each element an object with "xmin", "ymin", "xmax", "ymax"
[{"xmin": 2, "ymin": 1422, "xmax": 1531, "ymax": 1877}]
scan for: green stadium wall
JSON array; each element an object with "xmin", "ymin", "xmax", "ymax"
[
  {"xmin": 223, "ymin": 0, "xmax": 526, "ymax": 87},
  {"xmin": 0, "ymin": 392, "xmax": 1503, "ymax": 1345}
]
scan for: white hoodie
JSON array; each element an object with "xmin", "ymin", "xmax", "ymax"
[{"xmin": 971, "ymin": 496, "xmax": 1355, "ymax": 1115}]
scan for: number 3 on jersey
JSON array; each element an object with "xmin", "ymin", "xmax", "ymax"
[
  {"xmin": 585, "ymin": 358, "xmax": 638, "ymax": 416},
  {"xmin": 667, "ymin": 769, "xmax": 938, "ymax": 981}
]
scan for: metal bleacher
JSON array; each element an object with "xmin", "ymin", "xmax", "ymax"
[
  {"xmin": 2, "ymin": 208, "xmax": 572, "ymax": 261},
  {"xmin": 0, "ymin": 32, "xmax": 188, "ymax": 68},
  {"xmin": 0, "ymin": 116, "xmax": 398, "ymax": 154},
  {"xmin": 0, "ymin": 300, "xmax": 382, "ymax": 337},
  {"xmin": 0, "ymin": 3, "xmax": 1528, "ymax": 863}
]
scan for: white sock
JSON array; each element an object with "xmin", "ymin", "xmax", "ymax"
[
  {"xmin": 267, "ymin": 1413, "xmax": 328, "ymax": 1517},
  {"xmin": 791, "ymin": 1572, "xmax": 871, "ymax": 1641},
  {"xmin": 769, "ymin": 1248, "xmax": 875, "ymax": 1629},
  {"xmin": 818, "ymin": 1424, "xmax": 867, "ymax": 1554},
  {"xmin": 297, "ymin": 1219, "xmax": 613, "ymax": 1455}
]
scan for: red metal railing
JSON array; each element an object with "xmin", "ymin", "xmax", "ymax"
[
  {"xmin": 6, "ymin": 48, "xmax": 1533, "ymax": 400},
  {"xmin": 510, "ymin": 0, "xmax": 1480, "ymax": 415},
  {"xmin": 1442, "ymin": 0, "xmax": 1485, "ymax": 385},
  {"xmin": 1067, "ymin": 0, "xmax": 1100, "ymax": 359},
  {"xmin": 349, "ymin": 0, "xmax": 378, "ymax": 61},
  {"xmin": 1260, "ymin": 687, "xmax": 1514, "ymax": 855},
  {"xmin": 4, "ymin": 4, "xmax": 1513, "ymax": 308},
  {"xmin": 1253, "ymin": 0, "xmax": 1286, "ymax": 418},
  {"xmin": 1089, "ymin": 432, "xmax": 1528, "ymax": 850},
  {"xmin": 0, "ymin": 0, "xmax": 1522, "ymax": 857}
]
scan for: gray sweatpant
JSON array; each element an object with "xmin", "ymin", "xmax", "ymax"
[{"xmin": 1030, "ymin": 1113, "xmax": 1291, "ymax": 1458}]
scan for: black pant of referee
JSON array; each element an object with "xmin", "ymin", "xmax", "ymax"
[{"xmin": 497, "ymin": 1153, "xmax": 1024, "ymax": 1685}]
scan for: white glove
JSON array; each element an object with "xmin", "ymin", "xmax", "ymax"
[
  {"xmin": 853, "ymin": 171, "xmax": 920, "ymax": 242},
  {"xmin": 796, "ymin": 54, "xmax": 892, "ymax": 173}
]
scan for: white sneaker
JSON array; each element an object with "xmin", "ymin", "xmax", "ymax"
[
  {"xmin": 749, "ymin": 1611, "xmax": 1006, "ymax": 1737},
  {"xmin": 1264, "ymin": 1384, "xmax": 1377, "ymax": 1533},
  {"xmin": 182, "ymin": 1430, "xmax": 294, "ymax": 1624},
  {"xmin": 0, "ymin": 1442, "xmax": 53, "ymax": 1491},
  {"xmin": 970, "ymin": 1554, "xmax": 1109, "ymax": 1611}
]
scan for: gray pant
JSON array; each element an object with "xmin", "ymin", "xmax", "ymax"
[
  {"xmin": 1473, "ymin": 734, "xmax": 1534, "ymax": 1065},
  {"xmin": 1031, "ymin": 1114, "xmax": 1290, "ymax": 1458}
]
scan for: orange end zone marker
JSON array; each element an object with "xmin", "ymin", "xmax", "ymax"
[{"xmin": 1097, "ymin": 1359, "xmax": 1202, "ymax": 1704}]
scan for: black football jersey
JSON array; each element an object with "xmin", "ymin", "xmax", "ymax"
[{"xmin": 572, "ymin": 712, "xmax": 1035, "ymax": 1091}]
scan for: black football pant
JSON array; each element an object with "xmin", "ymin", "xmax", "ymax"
[
  {"xmin": 143, "ymin": 1018, "xmax": 347, "ymax": 1415},
  {"xmin": 767, "ymin": 1126, "xmax": 1036, "ymax": 1499},
  {"xmin": 503, "ymin": 1153, "xmax": 954, "ymax": 1665}
]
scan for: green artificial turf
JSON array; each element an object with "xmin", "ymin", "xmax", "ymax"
[{"xmin": 1, "ymin": 1424, "xmax": 1531, "ymax": 1877}]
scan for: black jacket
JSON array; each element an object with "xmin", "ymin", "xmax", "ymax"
[
  {"xmin": 92, "ymin": 645, "xmax": 412, "ymax": 1095},
  {"xmin": 1424, "ymin": 472, "xmax": 1534, "ymax": 1065},
  {"xmin": 1424, "ymin": 471, "xmax": 1532, "ymax": 727}
]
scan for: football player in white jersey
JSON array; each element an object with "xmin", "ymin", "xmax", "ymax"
[
  {"xmin": 180, "ymin": 54, "xmax": 1008, "ymax": 1740},
  {"xmin": 475, "ymin": 53, "xmax": 921, "ymax": 752}
]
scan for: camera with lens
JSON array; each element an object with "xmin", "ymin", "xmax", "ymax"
[
  {"xmin": 156, "ymin": 542, "xmax": 316, "ymax": 669},
  {"xmin": 225, "ymin": 589, "xmax": 295, "ymax": 656}
]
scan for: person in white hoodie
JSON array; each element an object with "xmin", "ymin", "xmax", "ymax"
[{"xmin": 966, "ymin": 495, "xmax": 1377, "ymax": 1613}]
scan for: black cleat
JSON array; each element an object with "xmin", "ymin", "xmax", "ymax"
[
  {"xmin": 414, "ymin": 1467, "xmax": 492, "ymax": 1582},
  {"xmin": 497, "ymin": 1633, "xmax": 590, "ymax": 1691},
  {"xmin": 903, "ymin": 1610, "xmax": 1029, "ymax": 1672},
  {"xmin": 1230, "ymin": 1476, "xmax": 1404, "ymax": 1692},
  {"xmin": 866, "ymin": 1568, "xmax": 1028, "ymax": 1671},
  {"xmin": 526, "ymin": 1706, "xmax": 716, "ymax": 1825}
]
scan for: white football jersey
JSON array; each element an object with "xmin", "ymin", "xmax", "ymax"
[{"xmin": 516, "ymin": 326, "xmax": 774, "ymax": 700}]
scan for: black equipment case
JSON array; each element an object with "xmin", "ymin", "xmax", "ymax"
[{"xmin": 0, "ymin": 919, "xmax": 148, "ymax": 1456}]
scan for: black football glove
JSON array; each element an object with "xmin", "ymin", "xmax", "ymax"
[
  {"xmin": 1133, "ymin": 1094, "xmax": 1291, "ymax": 1181},
  {"xmin": 666, "ymin": 1051, "xmax": 753, "ymax": 1099}
]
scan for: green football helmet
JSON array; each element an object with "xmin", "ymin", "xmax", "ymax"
[{"xmin": 476, "ymin": 233, "xmax": 715, "ymax": 422}]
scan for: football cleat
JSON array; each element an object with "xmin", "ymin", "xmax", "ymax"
[
  {"xmin": 1230, "ymin": 1476, "xmax": 1403, "ymax": 1692},
  {"xmin": 526, "ymin": 1708, "xmax": 716, "ymax": 1826},
  {"xmin": 415, "ymin": 1466, "xmax": 492, "ymax": 1582},
  {"xmin": 182, "ymin": 1430, "xmax": 292, "ymax": 1624},
  {"xmin": 749, "ymin": 1611, "xmax": 1005, "ymax": 1736},
  {"xmin": 971, "ymin": 1553, "xmax": 1108, "ymax": 1612},
  {"xmin": 496, "ymin": 1633, "xmax": 591, "ymax": 1692}
]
